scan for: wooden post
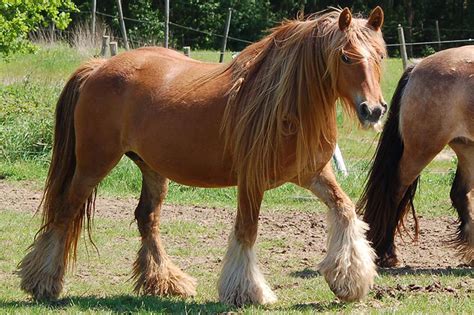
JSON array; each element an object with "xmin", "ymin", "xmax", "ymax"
[
  {"xmin": 332, "ymin": 144, "xmax": 348, "ymax": 177},
  {"xmin": 100, "ymin": 35, "xmax": 110, "ymax": 57},
  {"xmin": 92, "ymin": 0, "xmax": 97, "ymax": 44},
  {"xmin": 435, "ymin": 20, "xmax": 441, "ymax": 51},
  {"xmin": 110, "ymin": 41, "xmax": 118, "ymax": 56},
  {"xmin": 398, "ymin": 24, "xmax": 408, "ymax": 70},
  {"xmin": 219, "ymin": 8, "xmax": 232, "ymax": 63},
  {"xmin": 299, "ymin": 0, "xmax": 306, "ymax": 15},
  {"xmin": 116, "ymin": 0, "xmax": 130, "ymax": 50},
  {"xmin": 49, "ymin": 23, "xmax": 55, "ymax": 44},
  {"xmin": 164, "ymin": 0, "xmax": 170, "ymax": 48},
  {"xmin": 183, "ymin": 46, "xmax": 190, "ymax": 57}
]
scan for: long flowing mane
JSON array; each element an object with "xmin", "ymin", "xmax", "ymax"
[{"xmin": 220, "ymin": 8, "xmax": 385, "ymax": 205}]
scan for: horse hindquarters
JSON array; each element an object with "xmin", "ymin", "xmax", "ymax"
[{"xmin": 19, "ymin": 59, "xmax": 122, "ymax": 300}]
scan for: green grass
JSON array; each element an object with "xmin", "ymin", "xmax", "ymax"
[
  {"xmin": 1, "ymin": 44, "xmax": 471, "ymax": 314},
  {"xmin": 0, "ymin": 210, "xmax": 472, "ymax": 314}
]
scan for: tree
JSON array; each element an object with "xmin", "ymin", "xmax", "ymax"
[{"xmin": 0, "ymin": 0, "xmax": 77, "ymax": 58}]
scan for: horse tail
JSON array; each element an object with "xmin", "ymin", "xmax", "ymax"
[
  {"xmin": 39, "ymin": 58, "xmax": 105, "ymax": 262},
  {"xmin": 357, "ymin": 65, "xmax": 418, "ymax": 256}
]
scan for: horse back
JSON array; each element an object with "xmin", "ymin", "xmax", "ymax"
[
  {"xmin": 399, "ymin": 46, "xmax": 474, "ymax": 144},
  {"xmin": 74, "ymin": 47, "xmax": 236, "ymax": 187}
]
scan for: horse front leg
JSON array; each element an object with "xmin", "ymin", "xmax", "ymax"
[
  {"xmin": 297, "ymin": 163, "xmax": 376, "ymax": 302},
  {"xmin": 132, "ymin": 161, "xmax": 196, "ymax": 298},
  {"xmin": 217, "ymin": 185, "xmax": 277, "ymax": 306}
]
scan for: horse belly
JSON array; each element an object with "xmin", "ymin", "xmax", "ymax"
[{"xmin": 130, "ymin": 104, "xmax": 236, "ymax": 188}]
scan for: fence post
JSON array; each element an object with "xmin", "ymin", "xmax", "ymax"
[
  {"xmin": 100, "ymin": 35, "xmax": 110, "ymax": 57},
  {"xmin": 219, "ymin": 8, "xmax": 232, "ymax": 63},
  {"xmin": 110, "ymin": 41, "xmax": 118, "ymax": 56},
  {"xmin": 435, "ymin": 20, "xmax": 441, "ymax": 51},
  {"xmin": 49, "ymin": 23, "xmax": 55, "ymax": 44},
  {"xmin": 332, "ymin": 144, "xmax": 348, "ymax": 177},
  {"xmin": 183, "ymin": 46, "xmax": 190, "ymax": 57},
  {"xmin": 398, "ymin": 24, "xmax": 408, "ymax": 70},
  {"xmin": 164, "ymin": 0, "xmax": 170, "ymax": 48},
  {"xmin": 92, "ymin": 0, "xmax": 96, "ymax": 44},
  {"xmin": 116, "ymin": 0, "xmax": 130, "ymax": 50}
]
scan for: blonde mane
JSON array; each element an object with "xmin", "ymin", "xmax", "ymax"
[{"xmin": 220, "ymin": 8, "xmax": 385, "ymax": 205}]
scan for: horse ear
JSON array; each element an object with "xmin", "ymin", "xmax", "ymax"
[
  {"xmin": 338, "ymin": 7, "xmax": 352, "ymax": 31},
  {"xmin": 367, "ymin": 6, "xmax": 384, "ymax": 31}
]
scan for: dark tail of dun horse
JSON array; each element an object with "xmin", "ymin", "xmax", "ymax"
[
  {"xmin": 18, "ymin": 59, "xmax": 105, "ymax": 299},
  {"xmin": 357, "ymin": 65, "xmax": 419, "ymax": 267}
]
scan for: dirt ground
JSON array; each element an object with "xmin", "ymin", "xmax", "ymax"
[{"xmin": 1, "ymin": 179, "xmax": 471, "ymax": 271}]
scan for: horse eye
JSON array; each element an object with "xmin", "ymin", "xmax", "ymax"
[{"xmin": 341, "ymin": 54, "xmax": 352, "ymax": 64}]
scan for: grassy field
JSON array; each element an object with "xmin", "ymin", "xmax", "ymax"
[{"xmin": 0, "ymin": 44, "xmax": 472, "ymax": 314}]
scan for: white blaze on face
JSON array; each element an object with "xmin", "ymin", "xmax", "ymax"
[{"xmin": 353, "ymin": 44, "xmax": 384, "ymax": 131}]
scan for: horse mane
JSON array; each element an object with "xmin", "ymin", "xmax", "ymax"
[{"xmin": 220, "ymin": 8, "xmax": 385, "ymax": 206}]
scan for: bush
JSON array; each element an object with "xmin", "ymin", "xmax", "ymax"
[
  {"xmin": 421, "ymin": 45, "xmax": 436, "ymax": 57},
  {"xmin": 0, "ymin": 79, "xmax": 58, "ymax": 161},
  {"xmin": 0, "ymin": 0, "xmax": 77, "ymax": 58}
]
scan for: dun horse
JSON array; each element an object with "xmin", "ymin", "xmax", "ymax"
[
  {"xmin": 359, "ymin": 46, "xmax": 474, "ymax": 268},
  {"xmin": 19, "ymin": 8, "xmax": 387, "ymax": 305}
]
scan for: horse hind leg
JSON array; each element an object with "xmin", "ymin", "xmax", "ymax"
[
  {"xmin": 373, "ymin": 139, "xmax": 445, "ymax": 268},
  {"xmin": 130, "ymin": 155, "xmax": 196, "ymax": 297},
  {"xmin": 19, "ymin": 157, "xmax": 120, "ymax": 300},
  {"xmin": 449, "ymin": 142, "xmax": 474, "ymax": 266}
]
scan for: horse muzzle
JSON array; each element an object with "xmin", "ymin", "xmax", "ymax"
[{"xmin": 357, "ymin": 101, "xmax": 387, "ymax": 128}]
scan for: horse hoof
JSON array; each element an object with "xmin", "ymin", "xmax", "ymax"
[
  {"xmin": 219, "ymin": 284, "xmax": 277, "ymax": 307},
  {"xmin": 323, "ymin": 271, "xmax": 374, "ymax": 302},
  {"xmin": 376, "ymin": 254, "xmax": 400, "ymax": 268},
  {"xmin": 19, "ymin": 269, "xmax": 63, "ymax": 301},
  {"xmin": 134, "ymin": 261, "xmax": 197, "ymax": 298},
  {"xmin": 319, "ymin": 217, "xmax": 377, "ymax": 302},
  {"xmin": 18, "ymin": 230, "xmax": 65, "ymax": 300}
]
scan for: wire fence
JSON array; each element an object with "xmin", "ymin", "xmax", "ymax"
[{"xmin": 80, "ymin": 9, "xmax": 474, "ymax": 55}]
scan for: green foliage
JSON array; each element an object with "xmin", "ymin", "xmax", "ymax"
[
  {"xmin": 70, "ymin": 0, "xmax": 474, "ymax": 54},
  {"xmin": 0, "ymin": 44, "xmax": 83, "ymax": 162},
  {"xmin": 421, "ymin": 45, "xmax": 436, "ymax": 57},
  {"xmin": 0, "ymin": 0, "xmax": 77, "ymax": 57},
  {"xmin": 127, "ymin": 0, "xmax": 164, "ymax": 46}
]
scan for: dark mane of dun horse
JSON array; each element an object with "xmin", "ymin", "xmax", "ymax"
[{"xmin": 18, "ymin": 7, "xmax": 387, "ymax": 306}]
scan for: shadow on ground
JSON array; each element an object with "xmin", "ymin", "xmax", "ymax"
[
  {"xmin": 0, "ymin": 295, "xmax": 358, "ymax": 313},
  {"xmin": 378, "ymin": 266, "xmax": 473, "ymax": 276},
  {"xmin": 0, "ymin": 295, "xmax": 233, "ymax": 313},
  {"xmin": 290, "ymin": 266, "xmax": 473, "ymax": 278}
]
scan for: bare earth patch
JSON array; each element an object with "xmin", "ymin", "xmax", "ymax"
[
  {"xmin": 1, "ymin": 179, "xmax": 471, "ymax": 271},
  {"xmin": 434, "ymin": 147, "xmax": 456, "ymax": 161}
]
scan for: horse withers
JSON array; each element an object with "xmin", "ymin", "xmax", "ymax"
[
  {"xmin": 359, "ymin": 46, "xmax": 474, "ymax": 268},
  {"xmin": 19, "ymin": 7, "xmax": 387, "ymax": 305}
]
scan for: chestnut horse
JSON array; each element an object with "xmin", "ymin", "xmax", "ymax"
[
  {"xmin": 359, "ymin": 46, "xmax": 474, "ymax": 268},
  {"xmin": 19, "ymin": 7, "xmax": 387, "ymax": 305}
]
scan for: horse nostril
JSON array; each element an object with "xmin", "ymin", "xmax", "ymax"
[
  {"xmin": 360, "ymin": 102, "xmax": 370, "ymax": 119},
  {"xmin": 372, "ymin": 107, "xmax": 382, "ymax": 120},
  {"xmin": 381, "ymin": 102, "xmax": 388, "ymax": 111}
]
